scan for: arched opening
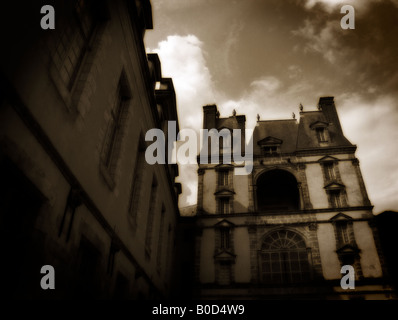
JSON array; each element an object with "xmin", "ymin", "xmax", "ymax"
[
  {"xmin": 259, "ymin": 230, "xmax": 311, "ymax": 284},
  {"xmin": 256, "ymin": 169, "xmax": 300, "ymax": 212}
]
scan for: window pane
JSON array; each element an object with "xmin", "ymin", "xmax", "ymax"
[{"xmin": 260, "ymin": 231, "xmax": 311, "ymax": 284}]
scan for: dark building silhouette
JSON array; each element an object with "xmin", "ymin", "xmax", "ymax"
[
  {"xmin": 0, "ymin": 0, "xmax": 181, "ymax": 298},
  {"xmin": 374, "ymin": 211, "xmax": 398, "ymax": 293}
]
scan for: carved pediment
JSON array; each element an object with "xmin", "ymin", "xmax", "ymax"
[
  {"xmin": 215, "ymin": 219, "xmax": 235, "ymax": 228},
  {"xmin": 257, "ymin": 136, "xmax": 283, "ymax": 146},
  {"xmin": 330, "ymin": 212, "xmax": 353, "ymax": 221},
  {"xmin": 324, "ymin": 182, "xmax": 345, "ymax": 190},
  {"xmin": 214, "ymin": 189, "xmax": 235, "ymax": 197},
  {"xmin": 336, "ymin": 244, "xmax": 360, "ymax": 255},
  {"xmin": 310, "ymin": 121, "xmax": 329, "ymax": 129},
  {"xmin": 215, "ymin": 163, "xmax": 234, "ymax": 171},
  {"xmin": 214, "ymin": 249, "xmax": 236, "ymax": 262},
  {"xmin": 318, "ymin": 155, "xmax": 338, "ymax": 163}
]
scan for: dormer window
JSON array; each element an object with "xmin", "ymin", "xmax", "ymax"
[
  {"xmin": 263, "ymin": 146, "xmax": 278, "ymax": 156},
  {"xmin": 316, "ymin": 127, "xmax": 327, "ymax": 142},
  {"xmin": 310, "ymin": 121, "xmax": 329, "ymax": 144},
  {"xmin": 257, "ymin": 136, "xmax": 282, "ymax": 157}
]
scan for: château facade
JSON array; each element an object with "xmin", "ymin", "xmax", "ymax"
[{"xmin": 192, "ymin": 97, "xmax": 394, "ymax": 299}]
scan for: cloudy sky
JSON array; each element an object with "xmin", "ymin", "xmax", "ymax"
[{"xmin": 145, "ymin": 0, "xmax": 398, "ymax": 214}]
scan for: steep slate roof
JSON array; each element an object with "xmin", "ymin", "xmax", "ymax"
[
  {"xmin": 204, "ymin": 97, "xmax": 355, "ymax": 156},
  {"xmin": 252, "ymin": 107, "xmax": 354, "ymax": 154},
  {"xmin": 296, "ymin": 110, "xmax": 353, "ymax": 150},
  {"xmin": 253, "ymin": 119, "xmax": 298, "ymax": 155}
]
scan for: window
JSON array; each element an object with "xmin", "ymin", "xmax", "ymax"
[
  {"xmin": 333, "ymin": 218, "xmax": 352, "ymax": 247},
  {"xmin": 220, "ymin": 228, "xmax": 231, "ymax": 249},
  {"xmin": 263, "ymin": 146, "xmax": 278, "ymax": 156},
  {"xmin": 316, "ymin": 127, "xmax": 327, "ymax": 142},
  {"xmin": 337, "ymin": 221, "xmax": 350, "ymax": 244},
  {"xmin": 218, "ymin": 170, "xmax": 229, "ymax": 187},
  {"xmin": 324, "ymin": 162, "xmax": 335, "ymax": 181},
  {"xmin": 330, "ymin": 190, "xmax": 342, "ymax": 208},
  {"xmin": 53, "ymin": 0, "xmax": 99, "ymax": 90},
  {"xmin": 260, "ymin": 230, "xmax": 311, "ymax": 284},
  {"xmin": 128, "ymin": 137, "xmax": 146, "ymax": 228},
  {"xmin": 219, "ymin": 197, "xmax": 230, "ymax": 214},
  {"xmin": 102, "ymin": 83, "xmax": 129, "ymax": 170},
  {"xmin": 100, "ymin": 73, "xmax": 131, "ymax": 187},
  {"xmin": 145, "ymin": 176, "xmax": 158, "ymax": 258}
]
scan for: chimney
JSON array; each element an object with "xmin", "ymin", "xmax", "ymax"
[
  {"xmin": 203, "ymin": 104, "xmax": 217, "ymax": 130},
  {"xmin": 318, "ymin": 97, "xmax": 342, "ymax": 133}
]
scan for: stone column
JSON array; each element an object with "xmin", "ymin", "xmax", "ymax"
[
  {"xmin": 297, "ymin": 164, "xmax": 313, "ymax": 209},
  {"xmin": 248, "ymin": 226, "xmax": 258, "ymax": 283}
]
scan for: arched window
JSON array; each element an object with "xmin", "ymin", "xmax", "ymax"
[
  {"xmin": 259, "ymin": 230, "xmax": 311, "ymax": 284},
  {"xmin": 256, "ymin": 169, "xmax": 300, "ymax": 212}
]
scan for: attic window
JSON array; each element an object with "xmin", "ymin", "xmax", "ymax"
[
  {"xmin": 262, "ymin": 146, "xmax": 279, "ymax": 156},
  {"xmin": 316, "ymin": 127, "xmax": 327, "ymax": 142}
]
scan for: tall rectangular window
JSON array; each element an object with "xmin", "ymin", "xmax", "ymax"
[
  {"xmin": 316, "ymin": 127, "xmax": 327, "ymax": 142},
  {"xmin": 101, "ymin": 73, "xmax": 131, "ymax": 186},
  {"xmin": 324, "ymin": 162, "xmax": 335, "ymax": 181},
  {"xmin": 218, "ymin": 170, "xmax": 229, "ymax": 187},
  {"xmin": 220, "ymin": 228, "xmax": 230, "ymax": 249},
  {"xmin": 219, "ymin": 198, "xmax": 230, "ymax": 214},
  {"xmin": 330, "ymin": 191, "xmax": 342, "ymax": 208},
  {"xmin": 128, "ymin": 137, "xmax": 146, "ymax": 227},
  {"xmin": 53, "ymin": 0, "xmax": 98, "ymax": 90},
  {"xmin": 145, "ymin": 176, "xmax": 158, "ymax": 258},
  {"xmin": 337, "ymin": 222, "xmax": 350, "ymax": 244}
]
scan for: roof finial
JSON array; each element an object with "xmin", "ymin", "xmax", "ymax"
[
  {"xmin": 257, "ymin": 114, "xmax": 260, "ymax": 121},
  {"xmin": 232, "ymin": 109, "xmax": 236, "ymax": 116},
  {"xmin": 292, "ymin": 112, "xmax": 296, "ymax": 119},
  {"xmin": 299, "ymin": 103, "xmax": 303, "ymax": 112}
]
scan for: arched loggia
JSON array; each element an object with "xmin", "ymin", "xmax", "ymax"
[{"xmin": 256, "ymin": 169, "xmax": 300, "ymax": 212}]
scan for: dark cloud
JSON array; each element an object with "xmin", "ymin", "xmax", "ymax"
[{"xmin": 146, "ymin": 0, "xmax": 398, "ymax": 213}]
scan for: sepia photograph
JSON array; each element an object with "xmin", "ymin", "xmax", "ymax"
[{"xmin": 0, "ymin": 0, "xmax": 397, "ymax": 307}]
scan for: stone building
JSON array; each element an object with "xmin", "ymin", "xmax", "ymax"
[
  {"xmin": 191, "ymin": 97, "xmax": 394, "ymax": 299},
  {"xmin": 0, "ymin": 0, "xmax": 180, "ymax": 298}
]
